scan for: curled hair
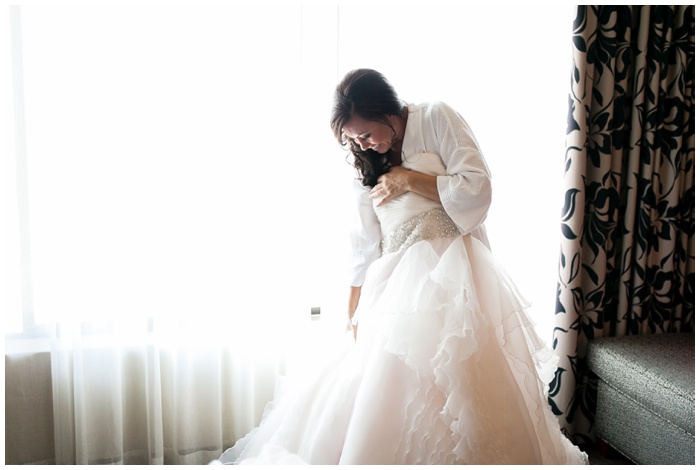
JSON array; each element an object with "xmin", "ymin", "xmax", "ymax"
[{"xmin": 330, "ymin": 69, "xmax": 404, "ymax": 187}]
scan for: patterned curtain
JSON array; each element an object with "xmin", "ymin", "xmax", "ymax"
[{"xmin": 549, "ymin": 5, "xmax": 695, "ymax": 444}]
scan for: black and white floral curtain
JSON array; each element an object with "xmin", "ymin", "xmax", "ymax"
[{"xmin": 549, "ymin": 5, "xmax": 695, "ymax": 443}]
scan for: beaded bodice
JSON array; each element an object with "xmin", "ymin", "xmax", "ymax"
[{"xmin": 380, "ymin": 207, "xmax": 461, "ymax": 255}]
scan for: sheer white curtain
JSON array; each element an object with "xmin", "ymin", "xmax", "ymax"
[
  {"xmin": 6, "ymin": 5, "xmax": 347, "ymax": 464},
  {"xmin": 5, "ymin": 4, "xmax": 574, "ymax": 465}
]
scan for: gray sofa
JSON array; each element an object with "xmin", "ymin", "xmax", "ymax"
[{"xmin": 587, "ymin": 333, "xmax": 695, "ymax": 465}]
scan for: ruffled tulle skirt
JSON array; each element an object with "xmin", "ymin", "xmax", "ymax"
[{"xmin": 218, "ymin": 234, "xmax": 588, "ymax": 465}]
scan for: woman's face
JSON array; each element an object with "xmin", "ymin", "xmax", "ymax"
[{"xmin": 342, "ymin": 115, "xmax": 395, "ymax": 154}]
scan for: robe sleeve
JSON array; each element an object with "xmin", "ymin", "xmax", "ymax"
[
  {"xmin": 429, "ymin": 102, "xmax": 492, "ymax": 235},
  {"xmin": 348, "ymin": 178, "xmax": 382, "ymax": 287}
]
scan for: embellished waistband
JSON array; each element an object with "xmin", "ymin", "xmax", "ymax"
[{"xmin": 381, "ymin": 207, "xmax": 461, "ymax": 255}]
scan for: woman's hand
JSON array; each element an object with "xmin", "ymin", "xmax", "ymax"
[
  {"xmin": 370, "ymin": 166, "xmax": 441, "ymax": 206},
  {"xmin": 348, "ymin": 286, "xmax": 361, "ymax": 342},
  {"xmin": 370, "ymin": 166, "xmax": 412, "ymax": 206},
  {"xmin": 346, "ymin": 319, "xmax": 358, "ymax": 341}
]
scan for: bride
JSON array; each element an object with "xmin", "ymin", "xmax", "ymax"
[{"xmin": 218, "ymin": 68, "xmax": 588, "ymax": 465}]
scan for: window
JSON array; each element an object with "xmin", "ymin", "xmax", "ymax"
[{"xmin": 6, "ymin": 5, "xmax": 574, "ymax": 344}]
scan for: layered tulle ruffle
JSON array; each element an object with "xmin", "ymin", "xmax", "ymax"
[{"xmin": 219, "ymin": 232, "xmax": 588, "ymax": 465}]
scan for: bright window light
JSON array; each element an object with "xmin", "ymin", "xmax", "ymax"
[{"xmin": 7, "ymin": 4, "xmax": 574, "ymax": 343}]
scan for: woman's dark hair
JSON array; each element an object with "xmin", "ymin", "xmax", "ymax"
[{"xmin": 330, "ymin": 69, "xmax": 404, "ymax": 187}]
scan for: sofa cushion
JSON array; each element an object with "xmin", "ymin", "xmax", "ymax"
[{"xmin": 587, "ymin": 333, "xmax": 694, "ymax": 436}]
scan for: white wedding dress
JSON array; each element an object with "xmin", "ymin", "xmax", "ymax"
[{"xmin": 218, "ymin": 153, "xmax": 588, "ymax": 465}]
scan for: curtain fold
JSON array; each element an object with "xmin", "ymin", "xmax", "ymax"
[
  {"xmin": 48, "ymin": 322, "xmax": 304, "ymax": 464},
  {"xmin": 549, "ymin": 5, "xmax": 695, "ymax": 443}
]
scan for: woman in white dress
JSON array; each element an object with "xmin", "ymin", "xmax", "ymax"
[{"xmin": 218, "ymin": 69, "xmax": 588, "ymax": 465}]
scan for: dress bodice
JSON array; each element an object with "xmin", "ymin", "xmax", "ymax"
[
  {"xmin": 373, "ymin": 153, "xmax": 446, "ymax": 233},
  {"xmin": 374, "ymin": 153, "xmax": 461, "ymax": 254}
]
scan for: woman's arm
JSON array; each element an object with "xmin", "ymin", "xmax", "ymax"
[
  {"xmin": 349, "ymin": 178, "xmax": 382, "ymax": 286},
  {"xmin": 347, "ymin": 285, "xmax": 362, "ymax": 339},
  {"xmin": 431, "ymin": 102, "xmax": 492, "ymax": 235}
]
